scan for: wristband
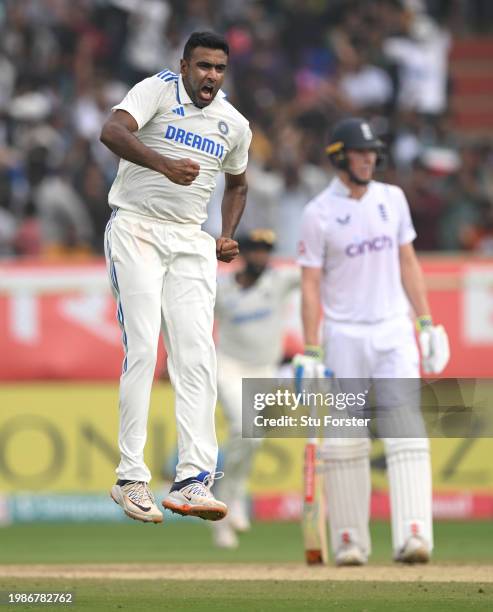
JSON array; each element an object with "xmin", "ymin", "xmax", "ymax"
[
  {"xmin": 416, "ymin": 315, "xmax": 433, "ymax": 332},
  {"xmin": 304, "ymin": 345, "xmax": 323, "ymax": 359}
]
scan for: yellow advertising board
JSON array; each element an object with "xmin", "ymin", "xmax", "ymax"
[{"xmin": 0, "ymin": 383, "xmax": 492, "ymax": 494}]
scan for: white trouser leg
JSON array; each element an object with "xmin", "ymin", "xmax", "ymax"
[
  {"xmin": 161, "ymin": 226, "xmax": 218, "ymax": 481},
  {"xmin": 384, "ymin": 438, "xmax": 433, "ymax": 554},
  {"xmin": 322, "ymin": 438, "xmax": 372, "ymax": 557},
  {"xmin": 322, "ymin": 316, "xmax": 433, "ymax": 557},
  {"xmin": 105, "ymin": 212, "xmax": 164, "ymax": 483},
  {"xmin": 372, "ymin": 317, "xmax": 433, "ymax": 554},
  {"xmin": 215, "ymin": 353, "xmax": 270, "ymax": 506}
]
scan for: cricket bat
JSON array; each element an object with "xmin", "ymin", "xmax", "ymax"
[
  {"xmin": 294, "ymin": 359, "xmax": 329, "ymax": 565},
  {"xmin": 302, "ymin": 437, "xmax": 328, "ymax": 565}
]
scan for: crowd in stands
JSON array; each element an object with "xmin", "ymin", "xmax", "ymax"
[{"xmin": 0, "ymin": 0, "xmax": 492, "ymax": 258}]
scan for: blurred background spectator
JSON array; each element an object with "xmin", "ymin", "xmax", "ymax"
[{"xmin": 0, "ymin": 0, "xmax": 492, "ymax": 259}]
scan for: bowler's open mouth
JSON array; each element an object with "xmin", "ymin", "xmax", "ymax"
[{"xmin": 199, "ymin": 84, "xmax": 214, "ymax": 101}]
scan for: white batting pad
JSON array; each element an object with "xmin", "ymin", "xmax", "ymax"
[
  {"xmin": 322, "ymin": 438, "xmax": 371, "ymax": 557},
  {"xmin": 384, "ymin": 438, "xmax": 433, "ymax": 555}
]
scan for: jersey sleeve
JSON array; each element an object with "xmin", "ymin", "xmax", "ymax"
[
  {"xmin": 278, "ymin": 266, "xmax": 301, "ymax": 295},
  {"xmin": 222, "ymin": 125, "xmax": 252, "ymax": 175},
  {"xmin": 297, "ymin": 203, "xmax": 325, "ymax": 268},
  {"xmin": 394, "ymin": 186, "xmax": 417, "ymax": 245},
  {"xmin": 112, "ymin": 76, "xmax": 170, "ymax": 130}
]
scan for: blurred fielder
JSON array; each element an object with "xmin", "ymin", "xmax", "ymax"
[
  {"xmin": 213, "ymin": 229, "xmax": 300, "ymax": 547},
  {"xmin": 100, "ymin": 31, "xmax": 252, "ymax": 523},
  {"xmin": 296, "ymin": 117, "xmax": 449, "ymax": 565}
]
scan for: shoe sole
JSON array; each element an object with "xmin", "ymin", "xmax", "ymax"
[
  {"xmin": 110, "ymin": 490, "xmax": 163, "ymax": 524},
  {"xmin": 162, "ymin": 500, "xmax": 227, "ymax": 521}
]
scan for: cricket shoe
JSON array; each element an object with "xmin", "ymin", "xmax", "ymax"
[
  {"xmin": 211, "ymin": 519, "xmax": 239, "ymax": 549},
  {"xmin": 395, "ymin": 536, "xmax": 430, "ymax": 564},
  {"xmin": 162, "ymin": 471, "xmax": 228, "ymax": 521},
  {"xmin": 335, "ymin": 543, "xmax": 367, "ymax": 567},
  {"xmin": 110, "ymin": 480, "xmax": 163, "ymax": 524}
]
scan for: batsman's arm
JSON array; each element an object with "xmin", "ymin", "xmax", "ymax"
[
  {"xmin": 399, "ymin": 242, "xmax": 431, "ymax": 319},
  {"xmin": 100, "ymin": 110, "xmax": 199, "ymax": 186},
  {"xmin": 400, "ymin": 242, "xmax": 450, "ymax": 372},
  {"xmin": 216, "ymin": 171, "xmax": 248, "ymax": 263},
  {"xmin": 301, "ymin": 266, "xmax": 323, "ymax": 347}
]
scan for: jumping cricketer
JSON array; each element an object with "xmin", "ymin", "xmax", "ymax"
[{"xmin": 100, "ymin": 31, "xmax": 252, "ymax": 524}]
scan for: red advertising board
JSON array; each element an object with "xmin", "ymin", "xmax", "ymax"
[
  {"xmin": 1, "ymin": 257, "xmax": 493, "ymax": 380},
  {"xmin": 252, "ymin": 491, "xmax": 493, "ymax": 521}
]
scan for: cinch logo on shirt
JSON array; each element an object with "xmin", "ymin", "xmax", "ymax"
[
  {"xmin": 164, "ymin": 124, "xmax": 225, "ymax": 159},
  {"xmin": 345, "ymin": 235, "xmax": 393, "ymax": 257}
]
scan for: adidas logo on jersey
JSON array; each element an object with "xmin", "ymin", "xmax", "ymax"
[{"xmin": 172, "ymin": 106, "xmax": 185, "ymax": 117}]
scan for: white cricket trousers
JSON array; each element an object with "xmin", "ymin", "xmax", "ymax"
[
  {"xmin": 104, "ymin": 208, "xmax": 218, "ymax": 483},
  {"xmin": 321, "ymin": 315, "xmax": 433, "ymax": 556}
]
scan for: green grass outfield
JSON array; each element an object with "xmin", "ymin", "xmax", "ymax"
[
  {"xmin": 0, "ymin": 520, "xmax": 491, "ymax": 564},
  {"xmin": 0, "ymin": 521, "xmax": 491, "ymax": 611},
  {"xmin": 0, "ymin": 579, "xmax": 490, "ymax": 612}
]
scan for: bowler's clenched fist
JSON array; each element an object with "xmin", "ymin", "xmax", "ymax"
[
  {"xmin": 163, "ymin": 157, "xmax": 200, "ymax": 185},
  {"xmin": 216, "ymin": 237, "xmax": 239, "ymax": 262}
]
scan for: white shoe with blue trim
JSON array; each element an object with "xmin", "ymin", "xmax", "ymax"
[{"xmin": 162, "ymin": 471, "xmax": 228, "ymax": 521}]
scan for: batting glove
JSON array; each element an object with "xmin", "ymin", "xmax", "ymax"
[
  {"xmin": 293, "ymin": 346, "xmax": 333, "ymax": 393},
  {"xmin": 417, "ymin": 316, "xmax": 450, "ymax": 374}
]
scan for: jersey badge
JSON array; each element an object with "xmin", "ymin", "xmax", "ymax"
[
  {"xmin": 378, "ymin": 204, "xmax": 388, "ymax": 222},
  {"xmin": 336, "ymin": 214, "xmax": 351, "ymax": 225},
  {"xmin": 218, "ymin": 120, "xmax": 229, "ymax": 135},
  {"xmin": 172, "ymin": 106, "xmax": 185, "ymax": 117}
]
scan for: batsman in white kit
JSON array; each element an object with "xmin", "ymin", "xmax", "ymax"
[
  {"xmin": 100, "ymin": 32, "xmax": 252, "ymax": 523},
  {"xmin": 296, "ymin": 117, "xmax": 450, "ymax": 565},
  {"xmin": 212, "ymin": 229, "xmax": 300, "ymax": 547}
]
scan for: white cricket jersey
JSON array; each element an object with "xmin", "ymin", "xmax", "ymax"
[
  {"xmin": 297, "ymin": 177, "xmax": 417, "ymax": 323},
  {"xmin": 215, "ymin": 267, "xmax": 300, "ymax": 366},
  {"xmin": 108, "ymin": 69, "xmax": 252, "ymax": 224}
]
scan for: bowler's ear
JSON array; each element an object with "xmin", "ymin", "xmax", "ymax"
[{"xmin": 180, "ymin": 58, "xmax": 188, "ymax": 74}]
